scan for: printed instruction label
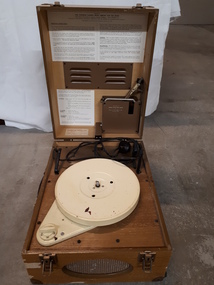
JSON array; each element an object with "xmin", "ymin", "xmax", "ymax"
[
  {"xmin": 57, "ymin": 89, "xmax": 94, "ymax": 126},
  {"xmin": 48, "ymin": 11, "xmax": 147, "ymax": 63}
]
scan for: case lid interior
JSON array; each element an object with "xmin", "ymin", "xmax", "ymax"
[{"xmin": 37, "ymin": 3, "xmax": 158, "ymax": 140}]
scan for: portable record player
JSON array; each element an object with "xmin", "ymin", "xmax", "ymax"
[{"xmin": 22, "ymin": 2, "xmax": 171, "ymax": 284}]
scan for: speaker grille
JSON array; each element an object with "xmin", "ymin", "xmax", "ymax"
[{"xmin": 64, "ymin": 259, "xmax": 131, "ymax": 275}]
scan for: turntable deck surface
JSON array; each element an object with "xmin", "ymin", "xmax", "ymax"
[{"xmin": 29, "ymin": 144, "xmax": 166, "ymax": 251}]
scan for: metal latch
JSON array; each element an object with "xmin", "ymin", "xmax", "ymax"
[
  {"xmin": 138, "ymin": 251, "xmax": 156, "ymax": 273},
  {"xmin": 132, "ymin": 4, "xmax": 155, "ymax": 10},
  {"xmin": 132, "ymin": 3, "xmax": 143, "ymax": 9},
  {"xmin": 53, "ymin": 2, "xmax": 64, "ymax": 7},
  {"xmin": 39, "ymin": 253, "xmax": 57, "ymax": 275}
]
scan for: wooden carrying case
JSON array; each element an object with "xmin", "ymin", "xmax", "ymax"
[{"xmin": 22, "ymin": 3, "xmax": 171, "ymax": 284}]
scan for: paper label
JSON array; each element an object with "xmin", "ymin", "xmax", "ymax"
[
  {"xmin": 65, "ymin": 128, "xmax": 89, "ymax": 136},
  {"xmin": 25, "ymin": 263, "xmax": 41, "ymax": 269},
  {"xmin": 57, "ymin": 89, "xmax": 94, "ymax": 126},
  {"xmin": 48, "ymin": 11, "xmax": 147, "ymax": 63}
]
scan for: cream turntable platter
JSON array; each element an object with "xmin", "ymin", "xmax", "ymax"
[{"xmin": 37, "ymin": 158, "xmax": 140, "ymax": 246}]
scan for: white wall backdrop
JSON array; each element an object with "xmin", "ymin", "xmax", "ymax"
[{"xmin": 0, "ymin": 0, "xmax": 180, "ymax": 131}]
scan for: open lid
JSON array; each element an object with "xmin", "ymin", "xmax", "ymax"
[{"xmin": 37, "ymin": 3, "xmax": 158, "ymax": 140}]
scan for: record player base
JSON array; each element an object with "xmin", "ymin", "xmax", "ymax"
[{"xmin": 22, "ymin": 141, "xmax": 171, "ymax": 284}]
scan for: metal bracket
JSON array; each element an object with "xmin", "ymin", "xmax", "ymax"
[
  {"xmin": 138, "ymin": 251, "xmax": 156, "ymax": 273},
  {"xmin": 95, "ymin": 122, "xmax": 103, "ymax": 139},
  {"xmin": 39, "ymin": 253, "xmax": 57, "ymax": 276}
]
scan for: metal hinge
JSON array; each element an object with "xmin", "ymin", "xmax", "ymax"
[
  {"xmin": 39, "ymin": 253, "xmax": 57, "ymax": 275},
  {"xmin": 138, "ymin": 251, "xmax": 156, "ymax": 273}
]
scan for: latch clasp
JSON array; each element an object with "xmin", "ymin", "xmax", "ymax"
[
  {"xmin": 138, "ymin": 251, "xmax": 156, "ymax": 273},
  {"xmin": 39, "ymin": 253, "xmax": 57, "ymax": 276},
  {"xmin": 132, "ymin": 3, "xmax": 143, "ymax": 9},
  {"xmin": 53, "ymin": 2, "xmax": 64, "ymax": 7}
]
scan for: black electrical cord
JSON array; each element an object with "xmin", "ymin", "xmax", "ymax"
[
  {"xmin": 65, "ymin": 141, "xmax": 95, "ymax": 162},
  {"xmin": 54, "ymin": 137, "xmax": 143, "ymax": 174}
]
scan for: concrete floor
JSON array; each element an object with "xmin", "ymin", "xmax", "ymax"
[{"xmin": 0, "ymin": 25, "xmax": 214, "ymax": 285}]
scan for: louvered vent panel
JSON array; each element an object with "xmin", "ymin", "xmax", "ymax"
[
  {"xmin": 70, "ymin": 68, "xmax": 92, "ymax": 85},
  {"xmin": 64, "ymin": 62, "xmax": 132, "ymax": 89}
]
